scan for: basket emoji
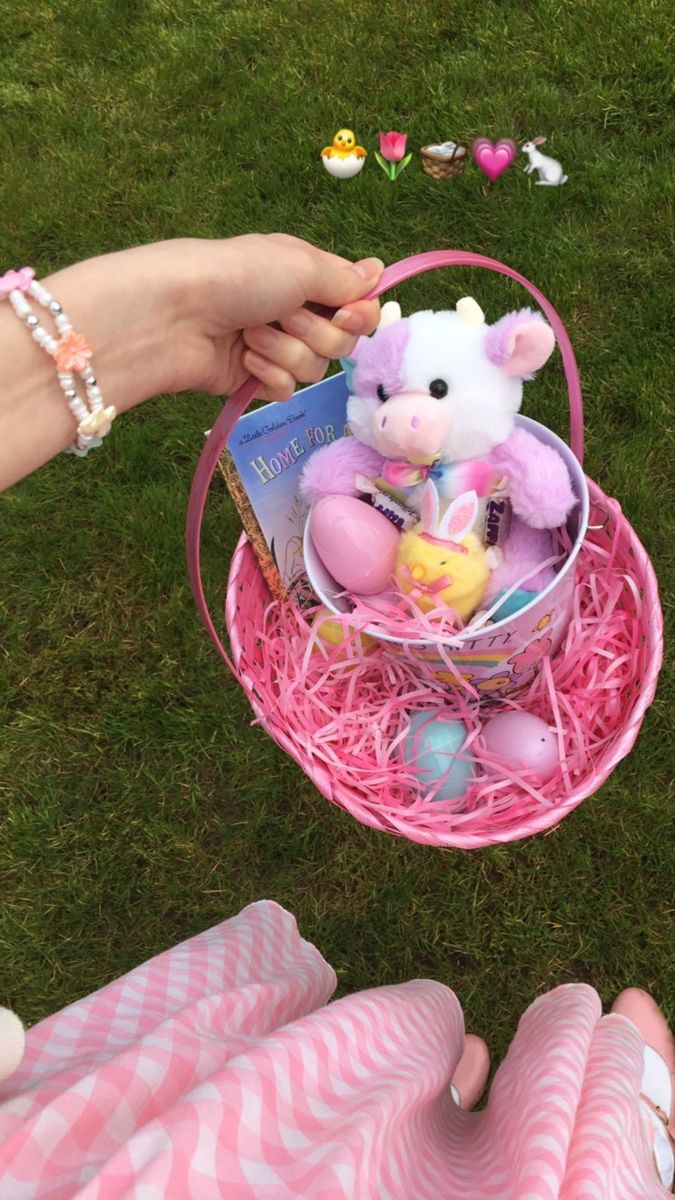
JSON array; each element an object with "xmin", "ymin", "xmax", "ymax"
[
  {"xmin": 420, "ymin": 143, "xmax": 466, "ymax": 180},
  {"xmin": 187, "ymin": 251, "xmax": 663, "ymax": 849}
]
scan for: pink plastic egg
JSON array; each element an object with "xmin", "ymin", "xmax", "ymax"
[
  {"xmin": 310, "ymin": 496, "xmax": 401, "ymax": 595},
  {"xmin": 481, "ymin": 712, "xmax": 559, "ymax": 780}
]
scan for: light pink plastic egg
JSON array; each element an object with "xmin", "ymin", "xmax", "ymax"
[
  {"xmin": 481, "ymin": 712, "xmax": 559, "ymax": 780},
  {"xmin": 310, "ymin": 496, "xmax": 401, "ymax": 595}
]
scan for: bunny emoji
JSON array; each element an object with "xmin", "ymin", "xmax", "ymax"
[
  {"xmin": 395, "ymin": 482, "xmax": 500, "ymax": 620},
  {"xmin": 521, "ymin": 138, "xmax": 568, "ymax": 186}
]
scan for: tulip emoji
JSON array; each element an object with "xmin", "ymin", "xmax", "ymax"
[{"xmin": 375, "ymin": 131, "xmax": 412, "ymax": 181}]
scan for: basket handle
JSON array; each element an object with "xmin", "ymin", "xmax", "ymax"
[{"xmin": 186, "ymin": 250, "xmax": 584, "ymax": 671}]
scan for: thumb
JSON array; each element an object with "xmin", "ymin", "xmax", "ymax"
[{"xmin": 304, "ymin": 255, "xmax": 385, "ymax": 311}]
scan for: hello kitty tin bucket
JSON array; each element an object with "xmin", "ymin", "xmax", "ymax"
[{"xmin": 304, "ymin": 412, "xmax": 589, "ymax": 701}]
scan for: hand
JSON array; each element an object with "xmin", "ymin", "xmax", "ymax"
[
  {"xmin": 44, "ymin": 235, "xmax": 384, "ymax": 410},
  {"xmin": 188, "ymin": 234, "xmax": 384, "ymax": 402}
]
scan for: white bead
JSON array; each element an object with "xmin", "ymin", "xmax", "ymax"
[
  {"xmin": 66, "ymin": 386, "xmax": 86, "ymax": 407},
  {"xmin": 87, "ymin": 386, "xmax": 102, "ymax": 404},
  {"xmin": 58, "ymin": 372, "xmax": 74, "ymax": 386},
  {"xmin": 48, "ymin": 299, "xmax": 62, "ymax": 315},
  {"xmin": 14, "ymin": 298, "xmax": 30, "ymax": 317},
  {"xmin": 45, "ymin": 336, "xmax": 57, "ymax": 354},
  {"xmin": 31, "ymin": 327, "xmax": 45, "ymax": 343},
  {"xmin": 55, "ymin": 314, "xmax": 71, "ymax": 333},
  {"xmin": 25, "ymin": 314, "xmax": 39, "ymax": 328}
]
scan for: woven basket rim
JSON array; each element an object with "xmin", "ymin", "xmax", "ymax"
[{"xmin": 225, "ymin": 477, "xmax": 663, "ymax": 849}]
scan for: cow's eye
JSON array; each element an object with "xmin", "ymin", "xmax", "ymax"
[
  {"xmin": 429, "ymin": 378, "xmax": 448, "ymax": 399},
  {"xmin": 377, "ymin": 384, "xmax": 389, "ymax": 402}
]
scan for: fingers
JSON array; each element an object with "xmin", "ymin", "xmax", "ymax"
[
  {"xmin": 268, "ymin": 235, "xmax": 384, "ymax": 310},
  {"xmin": 244, "ymin": 316, "xmax": 344, "ymax": 371},
  {"xmin": 246, "ymin": 298, "xmax": 379, "ymax": 366},
  {"xmin": 242, "ymin": 351, "xmax": 298, "ymax": 402},
  {"xmin": 243, "ymin": 321, "xmax": 330, "ymax": 384},
  {"xmin": 265, "ymin": 234, "xmax": 351, "ymax": 271},
  {"xmin": 241, "ymin": 295, "xmax": 379, "ymax": 399},
  {"xmin": 266, "ymin": 234, "xmax": 359, "ymax": 276},
  {"xmin": 303, "ymin": 254, "xmax": 386, "ymax": 310},
  {"xmin": 241, "ymin": 291, "xmax": 385, "ymax": 400},
  {"xmin": 329, "ymin": 298, "xmax": 381, "ymax": 337}
]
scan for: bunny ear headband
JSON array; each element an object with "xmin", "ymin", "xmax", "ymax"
[{"xmin": 419, "ymin": 481, "xmax": 478, "ymax": 547}]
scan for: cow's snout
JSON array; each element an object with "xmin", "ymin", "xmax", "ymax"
[{"xmin": 374, "ymin": 391, "xmax": 451, "ymax": 459}]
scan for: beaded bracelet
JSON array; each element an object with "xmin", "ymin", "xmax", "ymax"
[{"xmin": 0, "ymin": 266, "xmax": 116, "ymax": 457}]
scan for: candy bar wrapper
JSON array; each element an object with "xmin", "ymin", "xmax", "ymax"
[
  {"xmin": 369, "ymin": 488, "xmax": 418, "ymax": 531},
  {"xmin": 484, "ymin": 489, "xmax": 511, "ymax": 547}
]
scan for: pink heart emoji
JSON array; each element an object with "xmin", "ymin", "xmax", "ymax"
[{"xmin": 471, "ymin": 138, "xmax": 518, "ymax": 181}]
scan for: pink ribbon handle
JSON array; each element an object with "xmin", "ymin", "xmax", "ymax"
[{"xmin": 186, "ymin": 250, "xmax": 584, "ymax": 673}]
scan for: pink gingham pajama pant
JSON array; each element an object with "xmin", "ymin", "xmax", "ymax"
[{"xmin": 0, "ymin": 901, "xmax": 665, "ymax": 1198}]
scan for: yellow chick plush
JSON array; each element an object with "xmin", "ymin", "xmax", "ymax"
[
  {"xmin": 395, "ymin": 484, "xmax": 491, "ymax": 621},
  {"xmin": 321, "ymin": 129, "xmax": 367, "ymax": 178}
]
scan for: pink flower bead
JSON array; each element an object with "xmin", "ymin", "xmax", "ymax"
[
  {"xmin": 53, "ymin": 331, "xmax": 94, "ymax": 373},
  {"xmin": 0, "ymin": 267, "xmax": 35, "ymax": 297}
]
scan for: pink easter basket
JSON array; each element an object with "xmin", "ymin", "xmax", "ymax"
[{"xmin": 186, "ymin": 252, "xmax": 663, "ymax": 848}]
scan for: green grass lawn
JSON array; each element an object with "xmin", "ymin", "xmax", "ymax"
[{"xmin": 0, "ymin": 0, "xmax": 672, "ymax": 1063}]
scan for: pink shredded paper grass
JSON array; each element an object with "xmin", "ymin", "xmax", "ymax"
[{"xmin": 226, "ymin": 488, "xmax": 662, "ymax": 847}]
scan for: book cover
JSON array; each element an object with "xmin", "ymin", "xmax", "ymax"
[{"xmin": 224, "ymin": 372, "xmax": 351, "ymax": 598}]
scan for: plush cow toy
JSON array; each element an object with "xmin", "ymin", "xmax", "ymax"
[{"xmin": 301, "ymin": 297, "xmax": 577, "ymax": 612}]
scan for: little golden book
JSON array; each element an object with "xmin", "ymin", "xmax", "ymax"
[{"xmin": 223, "ymin": 373, "xmax": 351, "ymax": 597}]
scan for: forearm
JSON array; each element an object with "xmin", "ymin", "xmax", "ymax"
[{"xmin": 0, "ymin": 248, "xmax": 181, "ymax": 491}]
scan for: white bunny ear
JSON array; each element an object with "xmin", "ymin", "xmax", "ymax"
[
  {"xmin": 420, "ymin": 480, "xmax": 440, "ymax": 534},
  {"xmin": 439, "ymin": 490, "xmax": 478, "ymax": 542},
  {"xmin": 532, "ymin": 136, "xmax": 547, "ymax": 146}
]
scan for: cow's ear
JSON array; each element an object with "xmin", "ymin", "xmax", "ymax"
[{"xmin": 485, "ymin": 309, "xmax": 555, "ymax": 378}]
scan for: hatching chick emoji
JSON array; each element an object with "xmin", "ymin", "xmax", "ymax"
[
  {"xmin": 395, "ymin": 483, "xmax": 498, "ymax": 621},
  {"xmin": 321, "ymin": 128, "xmax": 367, "ymax": 178}
]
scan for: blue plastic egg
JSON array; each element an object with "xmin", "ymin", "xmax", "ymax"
[{"xmin": 401, "ymin": 709, "xmax": 475, "ymax": 804}]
